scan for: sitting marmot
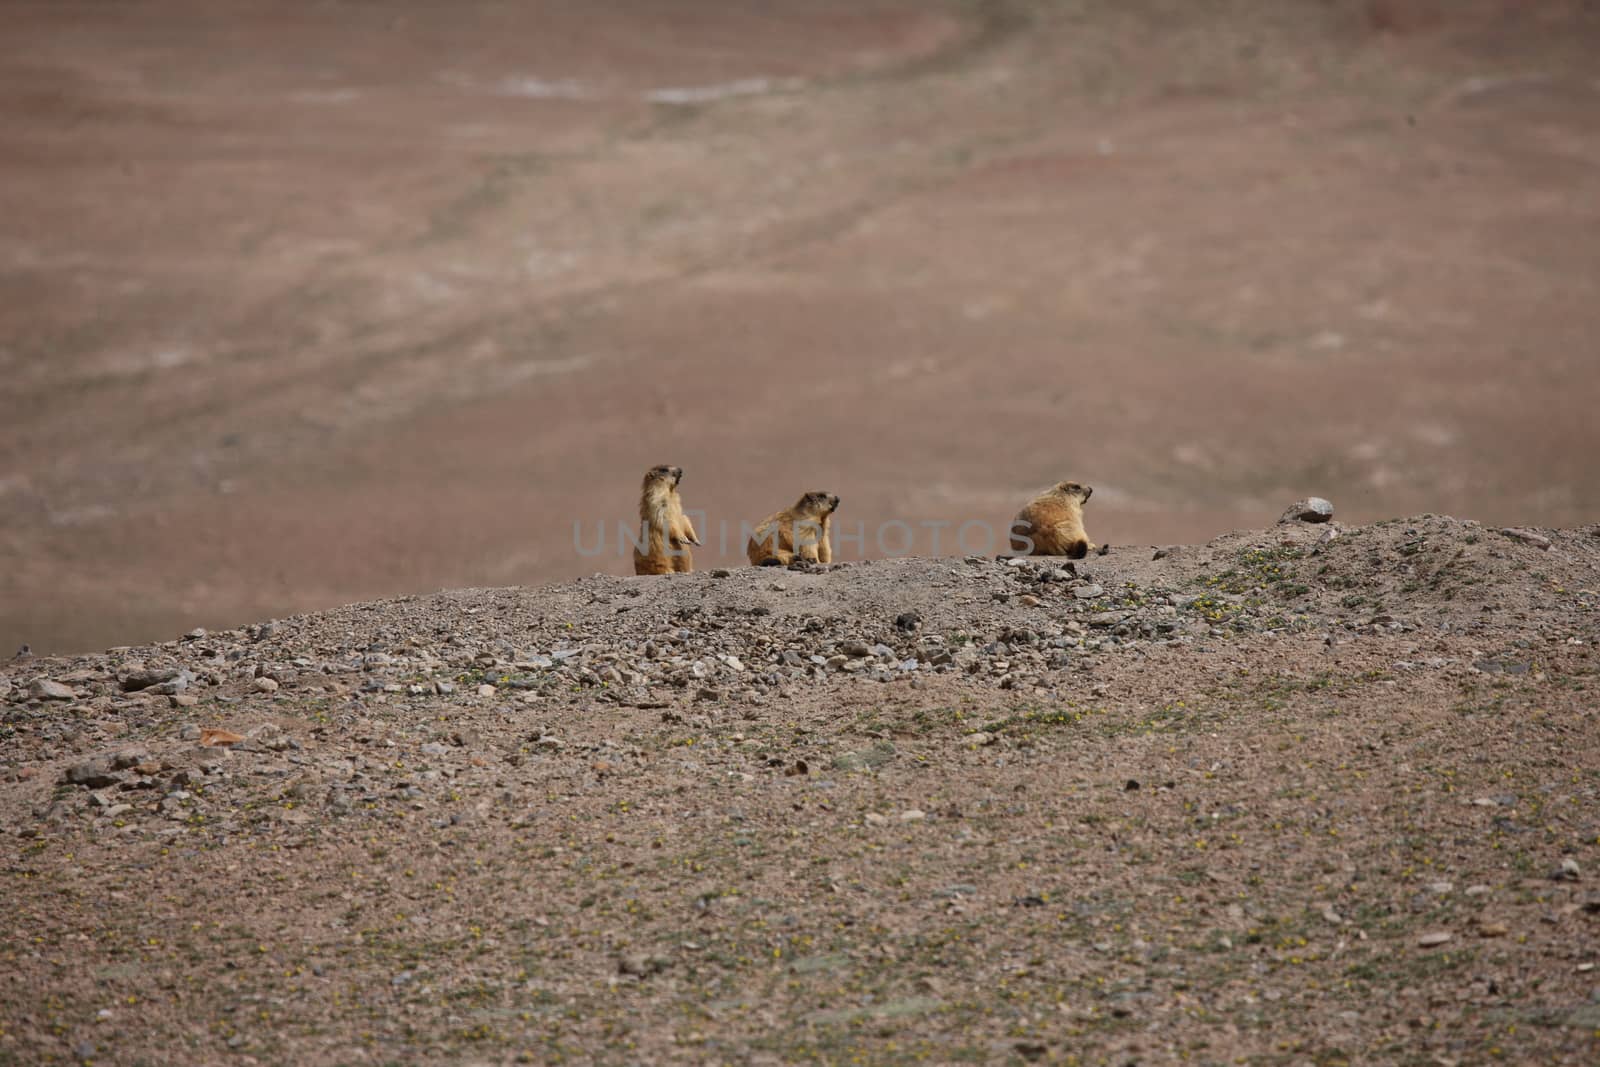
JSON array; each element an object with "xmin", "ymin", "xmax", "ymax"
[
  {"xmin": 1009, "ymin": 480, "xmax": 1102, "ymax": 558},
  {"xmin": 746, "ymin": 491, "xmax": 840, "ymax": 566},
  {"xmin": 633, "ymin": 465, "xmax": 698, "ymax": 575}
]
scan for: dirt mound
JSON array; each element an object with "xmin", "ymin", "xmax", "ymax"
[{"xmin": 3, "ymin": 516, "xmax": 1599, "ymax": 1063}]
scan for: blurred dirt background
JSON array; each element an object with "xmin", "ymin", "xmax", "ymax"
[{"xmin": 2, "ymin": 0, "xmax": 1598, "ymax": 654}]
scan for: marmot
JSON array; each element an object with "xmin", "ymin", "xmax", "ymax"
[
  {"xmin": 633, "ymin": 465, "xmax": 699, "ymax": 575},
  {"xmin": 746, "ymin": 491, "xmax": 840, "ymax": 566},
  {"xmin": 1009, "ymin": 480, "xmax": 1100, "ymax": 558}
]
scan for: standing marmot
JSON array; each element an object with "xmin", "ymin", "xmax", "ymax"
[
  {"xmin": 746, "ymin": 491, "xmax": 840, "ymax": 566},
  {"xmin": 1009, "ymin": 481, "xmax": 1100, "ymax": 558},
  {"xmin": 633, "ymin": 465, "xmax": 699, "ymax": 575}
]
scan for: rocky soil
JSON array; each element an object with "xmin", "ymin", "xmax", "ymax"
[{"xmin": 3, "ymin": 514, "xmax": 1600, "ymax": 1065}]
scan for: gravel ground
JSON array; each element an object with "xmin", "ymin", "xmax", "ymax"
[{"xmin": 3, "ymin": 515, "xmax": 1599, "ymax": 1065}]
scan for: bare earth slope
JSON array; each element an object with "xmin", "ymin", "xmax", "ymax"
[
  {"xmin": 4, "ymin": 0, "xmax": 1600, "ymax": 654},
  {"xmin": 3, "ymin": 515, "xmax": 1599, "ymax": 1065}
]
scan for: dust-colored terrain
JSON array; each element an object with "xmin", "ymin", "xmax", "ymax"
[
  {"xmin": 2, "ymin": 514, "xmax": 1599, "ymax": 1064},
  {"xmin": 3, "ymin": 0, "xmax": 1600, "ymax": 654}
]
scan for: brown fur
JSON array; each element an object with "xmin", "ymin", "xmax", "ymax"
[
  {"xmin": 633, "ymin": 465, "xmax": 698, "ymax": 575},
  {"xmin": 1009, "ymin": 480, "xmax": 1097, "ymax": 558},
  {"xmin": 746, "ymin": 491, "xmax": 840, "ymax": 566}
]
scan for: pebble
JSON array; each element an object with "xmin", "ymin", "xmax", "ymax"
[
  {"xmin": 863, "ymin": 813, "xmax": 888, "ymax": 826},
  {"xmin": 1417, "ymin": 932, "xmax": 1452, "ymax": 947},
  {"xmin": 1478, "ymin": 922, "xmax": 1509, "ymax": 938},
  {"xmin": 1072, "ymin": 585, "xmax": 1103, "ymax": 600},
  {"xmin": 171, "ymin": 693, "xmax": 200, "ymax": 708},
  {"xmin": 477, "ymin": 684, "xmax": 496, "ymax": 698},
  {"xmin": 900, "ymin": 809, "xmax": 926, "ymax": 822},
  {"xmin": 252, "ymin": 676, "xmax": 280, "ymax": 693}
]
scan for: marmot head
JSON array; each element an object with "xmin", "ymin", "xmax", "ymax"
[
  {"xmin": 1052, "ymin": 481, "xmax": 1092, "ymax": 503},
  {"xmin": 796, "ymin": 491, "xmax": 840, "ymax": 517},
  {"xmin": 643, "ymin": 464, "xmax": 684, "ymax": 490}
]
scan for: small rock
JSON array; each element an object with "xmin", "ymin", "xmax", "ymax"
[
  {"xmin": 1478, "ymin": 922, "xmax": 1509, "ymax": 938},
  {"xmin": 1072, "ymin": 584, "xmax": 1103, "ymax": 600},
  {"xmin": 1018, "ymin": 594, "xmax": 1041, "ymax": 607},
  {"xmin": 1499, "ymin": 527, "xmax": 1551, "ymax": 550},
  {"xmin": 863, "ymin": 813, "xmax": 888, "ymax": 827},
  {"xmin": 894, "ymin": 612, "xmax": 921, "ymax": 632},
  {"xmin": 841, "ymin": 640, "xmax": 872, "ymax": 658},
  {"xmin": 29, "ymin": 679, "xmax": 76, "ymax": 701},
  {"xmin": 170, "ymin": 693, "xmax": 199, "ymax": 708},
  {"xmin": 110, "ymin": 747, "xmax": 148, "ymax": 771},
  {"xmin": 121, "ymin": 667, "xmax": 182, "ymax": 692},
  {"xmin": 477, "ymin": 684, "xmax": 496, "ymax": 698},
  {"xmin": 900, "ymin": 809, "xmax": 926, "ymax": 822},
  {"xmin": 251, "ymin": 676, "xmax": 279, "ymax": 694},
  {"xmin": 64, "ymin": 760, "xmax": 120, "ymax": 788},
  {"xmin": 618, "ymin": 953, "xmax": 666, "ymax": 977},
  {"xmin": 199, "ymin": 728, "xmax": 245, "ymax": 747},
  {"xmin": 1278, "ymin": 497, "xmax": 1335, "ymax": 524},
  {"xmin": 1417, "ymin": 932, "xmax": 1453, "ymax": 947},
  {"xmin": 1553, "ymin": 857, "xmax": 1582, "ymax": 882}
]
